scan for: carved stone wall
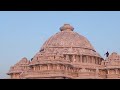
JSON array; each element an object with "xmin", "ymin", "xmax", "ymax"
[{"xmin": 7, "ymin": 24, "xmax": 120, "ymax": 79}]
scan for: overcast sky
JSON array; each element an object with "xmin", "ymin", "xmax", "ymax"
[{"xmin": 0, "ymin": 11, "xmax": 120, "ymax": 79}]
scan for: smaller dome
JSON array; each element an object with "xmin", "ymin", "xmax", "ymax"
[
  {"xmin": 60, "ymin": 24, "xmax": 74, "ymax": 31},
  {"xmin": 111, "ymin": 52, "xmax": 117, "ymax": 55},
  {"xmin": 18, "ymin": 57, "xmax": 29, "ymax": 65},
  {"xmin": 7, "ymin": 57, "xmax": 30, "ymax": 74}
]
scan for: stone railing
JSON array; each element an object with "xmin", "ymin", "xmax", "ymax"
[
  {"xmin": 105, "ymin": 66, "xmax": 120, "ymax": 69},
  {"xmin": 23, "ymin": 69, "xmax": 100, "ymax": 79},
  {"xmin": 24, "ymin": 69, "xmax": 79, "ymax": 79}
]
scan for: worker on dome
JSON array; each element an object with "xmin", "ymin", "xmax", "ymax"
[{"xmin": 104, "ymin": 51, "xmax": 109, "ymax": 57}]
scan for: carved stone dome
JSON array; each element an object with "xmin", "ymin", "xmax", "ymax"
[
  {"xmin": 40, "ymin": 24, "xmax": 101, "ymax": 57},
  {"xmin": 7, "ymin": 57, "xmax": 30, "ymax": 74},
  {"xmin": 8, "ymin": 24, "xmax": 105, "ymax": 79}
]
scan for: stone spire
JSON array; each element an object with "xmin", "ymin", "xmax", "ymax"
[{"xmin": 60, "ymin": 24, "xmax": 74, "ymax": 31}]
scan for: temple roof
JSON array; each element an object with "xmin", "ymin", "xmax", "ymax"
[
  {"xmin": 40, "ymin": 24, "xmax": 101, "ymax": 57},
  {"xmin": 107, "ymin": 52, "xmax": 120, "ymax": 60},
  {"xmin": 7, "ymin": 57, "xmax": 30, "ymax": 74}
]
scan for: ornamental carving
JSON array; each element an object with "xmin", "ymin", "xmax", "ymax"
[{"xmin": 7, "ymin": 24, "xmax": 120, "ymax": 79}]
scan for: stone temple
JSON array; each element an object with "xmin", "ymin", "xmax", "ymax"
[{"xmin": 7, "ymin": 24, "xmax": 120, "ymax": 79}]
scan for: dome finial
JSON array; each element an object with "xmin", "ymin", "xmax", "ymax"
[{"xmin": 60, "ymin": 24, "xmax": 74, "ymax": 31}]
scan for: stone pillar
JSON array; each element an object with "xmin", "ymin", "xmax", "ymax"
[
  {"xmin": 66, "ymin": 55, "xmax": 69, "ymax": 60},
  {"xmin": 80, "ymin": 55, "xmax": 82, "ymax": 63},
  {"xmin": 65, "ymin": 66, "xmax": 67, "ymax": 71},
  {"xmin": 63, "ymin": 65, "xmax": 65, "ymax": 70},
  {"xmin": 94, "ymin": 57, "xmax": 96, "ymax": 64},
  {"xmin": 98, "ymin": 58, "xmax": 100, "ymax": 65},
  {"xmin": 36, "ymin": 66, "xmax": 38, "ymax": 70},
  {"xmin": 90, "ymin": 56, "xmax": 92, "ymax": 63},
  {"xmin": 95, "ymin": 67, "xmax": 99, "ymax": 78},
  {"xmin": 38, "ymin": 66, "xmax": 40, "ymax": 70},
  {"xmin": 107, "ymin": 69, "xmax": 109, "ymax": 74},
  {"xmin": 86, "ymin": 56, "xmax": 89, "ymax": 63},
  {"xmin": 73, "ymin": 55, "xmax": 76, "ymax": 62},
  {"xmin": 39, "ymin": 65, "xmax": 41, "ymax": 70},
  {"xmin": 35, "ymin": 66, "xmax": 37, "ymax": 70},
  {"xmin": 38, "ymin": 66, "xmax": 39, "ymax": 70},
  {"xmin": 118, "ymin": 69, "xmax": 120, "ymax": 74},
  {"xmin": 56, "ymin": 65, "xmax": 58, "ymax": 70},
  {"xmin": 91, "ymin": 56, "xmax": 94, "ymax": 64},
  {"xmin": 62, "ymin": 65, "xmax": 64, "ymax": 70},
  {"xmin": 34, "ymin": 66, "xmax": 35, "ymax": 71},
  {"xmin": 76, "ymin": 55, "xmax": 79, "ymax": 62},
  {"xmin": 88, "ymin": 56, "xmax": 90, "ymax": 63},
  {"xmin": 96, "ymin": 57, "xmax": 98, "ymax": 64},
  {"xmin": 53, "ymin": 64, "xmax": 55, "ymax": 69},
  {"xmin": 100, "ymin": 58, "xmax": 102, "ymax": 65},
  {"xmin": 85, "ymin": 56, "xmax": 87, "ymax": 63},
  {"xmin": 97, "ymin": 57, "xmax": 99, "ymax": 64},
  {"xmin": 99, "ymin": 58, "xmax": 101, "ymax": 65},
  {"xmin": 69, "ymin": 67, "xmax": 70, "ymax": 71},
  {"xmin": 95, "ymin": 57, "xmax": 97, "ymax": 64},
  {"xmin": 47, "ymin": 64, "xmax": 49, "ymax": 70},
  {"xmin": 79, "ymin": 55, "xmax": 81, "ymax": 63},
  {"xmin": 42, "ymin": 65, "xmax": 43, "ymax": 70},
  {"xmin": 115, "ymin": 69, "xmax": 118, "ymax": 74},
  {"xmin": 84, "ymin": 56, "xmax": 86, "ymax": 63},
  {"xmin": 82, "ymin": 56, "xmax": 84, "ymax": 63}
]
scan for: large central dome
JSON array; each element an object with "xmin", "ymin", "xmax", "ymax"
[
  {"xmin": 8, "ymin": 24, "xmax": 104, "ymax": 79},
  {"xmin": 41, "ymin": 24, "xmax": 100, "ymax": 57}
]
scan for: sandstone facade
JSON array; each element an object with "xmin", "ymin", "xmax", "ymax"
[{"xmin": 7, "ymin": 24, "xmax": 120, "ymax": 79}]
